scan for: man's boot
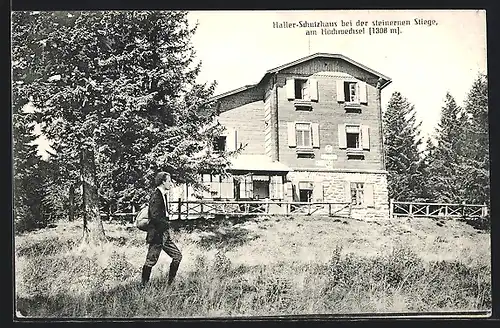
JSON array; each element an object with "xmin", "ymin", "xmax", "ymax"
[
  {"xmin": 167, "ymin": 261, "xmax": 180, "ymax": 285},
  {"xmin": 141, "ymin": 265, "xmax": 152, "ymax": 287}
]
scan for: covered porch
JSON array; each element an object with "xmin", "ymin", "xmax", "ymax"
[{"xmin": 170, "ymin": 155, "xmax": 292, "ymax": 202}]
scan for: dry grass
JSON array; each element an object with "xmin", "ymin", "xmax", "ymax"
[{"xmin": 14, "ymin": 215, "xmax": 491, "ymax": 318}]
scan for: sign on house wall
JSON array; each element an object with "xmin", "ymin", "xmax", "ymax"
[{"xmin": 315, "ymin": 145, "xmax": 337, "ymax": 168}]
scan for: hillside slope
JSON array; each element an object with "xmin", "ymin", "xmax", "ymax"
[{"xmin": 14, "ymin": 215, "xmax": 491, "ymax": 317}]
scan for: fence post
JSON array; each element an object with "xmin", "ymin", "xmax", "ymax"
[
  {"xmin": 131, "ymin": 203, "xmax": 136, "ymax": 223},
  {"xmin": 178, "ymin": 198, "xmax": 181, "ymax": 220},
  {"xmin": 286, "ymin": 202, "xmax": 290, "ymax": 215},
  {"xmin": 328, "ymin": 203, "xmax": 332, "ymax": 217},
  {"xmin": 389, "ymin": 199, "xmax": 394, "ymax": 219},
  {"xmin": 409, "ymin": 203, "xmax": 413, "ymax": 218}
]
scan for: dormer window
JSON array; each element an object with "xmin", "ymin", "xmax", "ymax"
[
  {"xmin": 336, "ymin": 79, "xmax": 368, "ymax": 111},
  {"xmin": 295, "ymin": 78, "xmax": 309, "ymax": 100},
  {"xmin": 344, "ymin": 81, "xmax": 359, "ymax": 103},
  {"xmin": 286, "ymin": 78, "xmax": 318, "ymax": 109}
]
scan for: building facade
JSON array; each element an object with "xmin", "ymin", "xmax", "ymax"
[{"xmin": 172, "ymin": 53, "xmax": 392, "ymax": 218}]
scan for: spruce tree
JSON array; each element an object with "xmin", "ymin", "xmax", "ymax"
[
  {"xmin": 12, "ymin": 11, "xmax": 230, "ymax": 241},
  {"xmin": 426, "ymin": 93, "xmax": 470, "ymax": 203},
  {"xmin": 463, "ymin": 74, "xmax": 489, "ymax": 205},
  {"xmin": 12, "ymin": 88, "xmax": 44, "ymax": 232},
  {"xmin": 383, "ymin": 91, "xmax": 426, "ymax": 201}
]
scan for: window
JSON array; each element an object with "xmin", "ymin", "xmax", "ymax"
[
  {"xmin": 336, "ymin": 80, "xmax": 367, "ymax": 108},
  {"xmin": 238, "ymin": 175, "xmax": 253, "ymax": 199},
  {"xmin": 288, "ymin": 122, "xmax": 319, "ymax": 151},
  {"xmin": 287, "ymin": 78, "xmax": 318, "ymax": 103},
  {"xmin": 296, "ymin": 123, "xmax": 312, "ymax": 148},
  {"xmin": 351, "ymin": 182, "xmax": 364, "ymax": 206},
  {"xmin": 295, "ymin": 79, "xmax": 309, "ymax": 100},
  {"xmin": 201, "ymin": 174, "xmax": 234, "ymax": 199},
  {"xmin": 345, "ymin": 125, "xmax": 361, "ymax": 149},
  {"xmin": 213, "ymin": 136, "xmax": 226, "ymax": 152},
  {"xmin": 338, "ymin": 124, "xmax": 370, "ymax": 156},
  {"xmin": 344, "ymin": 82, "xmax": 359, "ymax": 103},
  {"xmin": 298, "ymin": 181, "xmax": 314, "ymax": 202}
]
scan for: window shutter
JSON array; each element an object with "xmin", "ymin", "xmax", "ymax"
[
  {"xmin": 269, "ymin": 176, "xmax": 277, "ymax": 199},
  {"xmin": 309, "ymin": 79, "xmax": 318, "ymax": 101},
  {"xmin": 227, "ymin": 177, "xmax": 235, "ymax": 199},
  {"xmin": 312, "ymin": 123, "xmax": 320, "ymax": 148},
  {"xmin": 287, "ymin": 122, "xmax": 296, "ymax": 147},
  {"xmin": 285, "ymin": 182, "xmax": 293, "ymax": 201},
  {"xmin": 364, "ymin": 183, "xmax": 374, "ymax": 207},
  {"xmin": 359, "ymin": 81, "xmax": 367, "ymax": 104},
  {"xmin": 338, "ymin": 124, "xmax": 347, "ymax": 149},
  {"xmin": 336, "ymin": 80, "xmax": 345, "ymax": 102},
  {"xmin": 238, "ymin": 178, "xmax": 246, "ymax": 199},
  {"xmin": 286, "ymin": 79, "xmax": 295, "ymax": 100},
  {"xmin": 246, "ymin": 175, "xmax": 253, "ymax": 199},
  {"xmin": 219, "ymin": 175, "xmax": 230, "ymax": 199},
  {"xmin": 362, "ymin": 125, "xmax": 370, "ymax": 150},
  {"xmin": 344, "ymin": 181, "xmax": 351, "ymax": 203},
  {"xmin": 277, "ymin": 176, "xmax": 283, "ymax": 199},
  {"xmin": 226, "ymin": 128, "xmax": 236, "ymax": 151},
  {"xmin": 312, "ymin": 182, "xmax": 323, "ymax": 202}
]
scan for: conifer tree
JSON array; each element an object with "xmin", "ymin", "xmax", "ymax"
[
  {"xmin": 12, "ymin": 88, "xmax": 44, "ymax": 232},
  {"xmin": 12, "ymin": 11, "xmax": 230, "ymax": 241},
  {"xmin": 426, "ymin": 93, "xmax": 470, "ymax": 203},
  {"xmin": 383, "ymin": 91, "xmax": 426, "ymax": 201},
  {"xmin": 463, "ymin": 74, "xmax": 489, "ymax": 205}
]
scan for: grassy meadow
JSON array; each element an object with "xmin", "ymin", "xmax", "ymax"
[{"xmin": 14, "ymin": 214, "xmax": 491, "ymax": 318}]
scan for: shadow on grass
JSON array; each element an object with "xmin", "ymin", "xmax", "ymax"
[
  {"xmin": 458, "ymin": 217, "xmax": 491, "ymax": 232},
  {"xmin": 169, "ymin": 215, "xmax": 261, "ymax": 250}
]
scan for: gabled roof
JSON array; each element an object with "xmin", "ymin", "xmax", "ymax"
[
  {"xmin": 264, "ymin": 53, "xmax": 391, "ymax": 82},
  {"xmin": 211, "ymin": 53, "xmax": 392, "ymax": 101}
]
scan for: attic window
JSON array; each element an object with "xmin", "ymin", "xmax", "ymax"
[
  {"xmin": 295, "ymin": 79, "xmax": 309, "ymax": 100},
  {"xmin": 344, "ymin": 82, "xmax": 359, "ymax": 103}
]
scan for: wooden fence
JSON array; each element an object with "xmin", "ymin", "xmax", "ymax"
[
  {"xmin": 100, "ymin": 199, "xmax": 352, "ymax": 222},
  {"xmin": 389, "ymin": 199, "xmax": 489, "ymax": 219}
]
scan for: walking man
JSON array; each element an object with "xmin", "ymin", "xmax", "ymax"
[{"xmin": 141, "ymin": 172, "xmax": 182, "ymax": 287}]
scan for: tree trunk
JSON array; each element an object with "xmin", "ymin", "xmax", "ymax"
[
  {"xmin": 69, "ymin": 183, "xmax": 75, "ymax": 222},
  {"xmin": 80, "ymin": 143, "xmax": 105, "ymax": 243}
]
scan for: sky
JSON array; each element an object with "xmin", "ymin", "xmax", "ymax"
[
  {"xmin": 188, "ymin": 9, "xmax": 487, "ymax": 141},
  {"xmin": 24, "ymin": 9, "xmax": 487, "ymax": 158}
]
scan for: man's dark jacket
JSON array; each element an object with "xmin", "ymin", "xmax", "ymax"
[{"xmin": 146, "ymin": 188, "xmax": 169, "ymax": 245}]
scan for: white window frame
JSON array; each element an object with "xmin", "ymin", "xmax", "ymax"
[
  {"xmin": 295, "ymin": 122, "xmax": 313, "ymax": 149},
  {"xmin": 344, "ymin": 81, "xmax": 360, "ymax": 104},
  {"xmin": 295, "ymin": 78, "xmax": 309, "ymax": 100},
  {"xmin": 345, "ymin": 124, "xmax": 361, "ymax": 150},
  {"xmin": 350, "ymin": 182, "xmax": 364, "ymax": 206}
]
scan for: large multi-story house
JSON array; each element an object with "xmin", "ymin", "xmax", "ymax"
[{"xmin": 172, "ymin": 53, "xmax": 392, "ymax": 218}]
